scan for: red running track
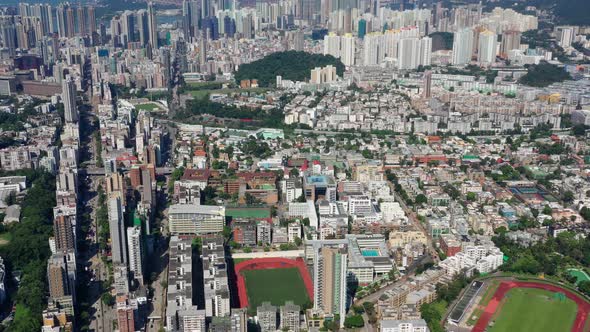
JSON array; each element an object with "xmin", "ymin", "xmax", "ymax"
[
  {"xmin": 472, "ymin": 281, "xmax": 590, "ymax": 332},
  {"xmin": 234, "ymin": 257, "xmax": 314, "ymax": 308}
]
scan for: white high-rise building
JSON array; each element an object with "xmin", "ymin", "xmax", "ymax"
[
  {"xmin": 478, "ymin": 30, "xmax": 497, "ymax": 65},
  {"xmin": 340, "ymin": 33, "xmax": 355, "ymax": 67},
  {"xmin": 61, "ymin": 75, "xmax": 78, "ymax": 123},
  {"xmin": 397, "ymin": 37, "xmax": 431, "ymax": 70},
  {"xmin": 127, "ymin": 226, "xmax": 144, "ymax": 284},
  {"xmin": 557, "ymin": 26, "xmax": 574, "ymax": 48},
  {"xmin": 363, "ymin": 33, "xmax": 383, "ymax": 66},
  {"xmin": 452, "ymin": 28, "xmax": 474, "ymax": 65},
  {"xmin": 323, "ymin": 33, "xmax": 340, "ymax": 58},
  {"xmin": 398, "ymin": 38, "xmax": 420, "ymax": 70},
  {"xmin": 383, "ymin": 30, "xmax": 401, "ymax": 59},
  {"xmin": 108, "ymin": 193, "xmax": 127, "ymax": 265},
  {"xmin": 419, "ymin": 37, "xmax": 432, "ymax": 67}
]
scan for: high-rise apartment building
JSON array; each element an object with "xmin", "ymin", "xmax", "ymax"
[
  {"xmin": 0, "ymin": 18, "xmax": 17, "ymax": 56},
  {"xmin": 108, "ymin": 192, "xmax": 127, "ymax": 265},
  {"xmin": 500, "ymin": 30, "xmax": 521, "ymax": 58},
  {"xmin": 77, "ymin": 6, "xmax": 87, "ymax": 35},
  {"xmin": 423, "ymin": 70, "xmax": 432, "ymax": 98},
  {"xmin": 47, "ymin": 253, "xmax": 75, "ymax": 315},
  {"xmin": 257, "ymin": 302, "xmax": 277, "ymax": 332},
  {"xmin": 280, "ymin": 301, "xmax": 300, "ymax": 332},
  {"xmin": 61, "ymin": 76, "xmax": 78, "ymax": 123},
  {"xmin": 147, "ymin": 2, "xmax": 158, "ymax": 49},
  {"xmin": 87, "ymin": 6, "xmax": 96, "ymax": 34},
  {"xmin": 452, "ymin": 28, "xmax": 474, "ymax": 65},
  {"xmin": 478, "ymin": 30, "xmax": 497, "ymax": 65},
  {"xmin": 127, "ymin": 226, "xmax": 144, "ymax": 284},
  {"xmin": 313, "ymin": 246, "xmax": 347, "ymax": 326},
  {"xmin": 340, "ymin": 34, "xmax": 355, "ymax": 67}
]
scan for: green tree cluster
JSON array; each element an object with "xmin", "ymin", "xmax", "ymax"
[
  {"xmin": 518, "ymin": 62, "xmax": 572, "ymax": 87},
  {"xmin": 176, "ymin": 98, "xmax": 285, "ymax": 129},
  {"xmin": 234, "ymin": 51, "xmax": 345, "ymax": 87},
  {"xmin": 0, "ymin": 170, "xmax": 56, "ymax": 331}
]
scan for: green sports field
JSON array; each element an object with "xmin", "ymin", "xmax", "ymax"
[
  {"xmin": 242, "ymin": 268, "xmax": 310, "ymax": 312},
  {"xmin": 489, "ymin": 288, "xmax": 577, "ymax": 332}
]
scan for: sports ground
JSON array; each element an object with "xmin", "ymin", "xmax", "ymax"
[
  {"xmin": 242, "ymin": 268, "xmax": 310, "ymax": 309},
  {"xmin": 234, "ymin": 257, "xmax": 314, "ymax": 312},
  {"xmin": 472, "ymin": 280, "xmax": 590, "ymax": 332}
]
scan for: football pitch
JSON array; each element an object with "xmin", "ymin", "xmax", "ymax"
[
  {"xmin": 242, "ymin": 267, "xmax": 310, "ymax": 311},
  {"xmin": 489, "ymin": 288, "xmax": 577, "ymax": 332}
]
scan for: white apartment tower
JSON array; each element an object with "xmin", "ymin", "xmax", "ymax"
[
  {"xmin": 127, "ymin": 226, "xmax": 144, "ymax": 284},
  {"xmin": 108, "ymin": 193, "xmax": 127, "ymax": 265},
  {"xmin": 478, "ymin": 30, "xmax": 497, "ymax": 65},
  {"xmin": 452, "ymin": 28, "xmax": 474, "ymax": 65}
]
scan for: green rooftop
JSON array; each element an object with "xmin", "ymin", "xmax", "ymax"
[{"xmin": 226, "ymin": 207, "xmax": 271, "ymax": 219}]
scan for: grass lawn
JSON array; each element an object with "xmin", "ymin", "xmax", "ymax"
[
  {"xmin": 242, "ymin": 268, "xmax": 309, "ymax": 313},
  {"xmin": 135, "ymin": 103, "xmax": 159, "ymax": 111},
  {"xmin": 0, "ymin": 232, "xmax": 11, "ymax": 246},
  {"xmin": 489, "ymin": 288, "xmax": 577, "ymax": 332}
]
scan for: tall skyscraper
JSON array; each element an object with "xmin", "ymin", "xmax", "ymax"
[
  {"xmin": 478, "ymin": 30, "xmax": 497, "ymax": 65},
  {"xmin": 121, "ymin": 11, "xmax": 136, "ymax": 46},
  {"xmin": 419, "ymin": 36, "xmax": 432, "ymax": 67},
  {"xmin": 340, "ymin": 33, "xmax": 355, "ymax": 67},
  {"xmin": 0, "ymin": 18, "xmax": 17, "ymax": 56},
  {"xmin": 423, "ymin": 70, "xmax": 432, "ymax": 98},
  {"xmin": 56, "ymin": 4, "xmax": 67, "ymax": 38},
  {"xmin": 313, "ymin": 246, "xmax": 347, "ymax": 327},
  {"xmin": 160, "ymin": 46, "xmax": 172, "ymax": 87},
  {"xmin": 557, "ymin": 26, "xmax": 574, "ymax": 48},
  {"xmin": 147, "ymin": 2, "xmax": 158, "ymax": 49},
  {"xmin": 136, "ymin": 10, "xmax": 149, "ymax": 46},
  {"xmin": 398, "ymin": 38, "xmax": 420, "ymax": 70},
  {"xmin": 127, "ymin": 226, "xmax": 144, "ymax": 284},
  {"xmin": 182, "ymin": 0, "xmax": 200, "ymax": 39},
  {"xmin": 500, "ymin": 30, "xmax": 521, "ymax": 58},
  {"xmin": 47, "ymin": 253, "xmax": 75, "ymax": 315},
  {"xmin": 199, "ymin": 33, "xmax": 207, "ymax": 67},
  {"xmin": 77, "ymin": 6, "xmax": 87, "ymax": 35},
  {"xmin": 363, "ymin": 33, "xmax": 383, "ymax": 66},
  {"xmin": 201, "ymin": 0, "xmax": 212, "ymax": 20},
  {"xmin": 108, "ymin": 193, "xmax": 127, "ymax": 265},
  {"xmin": 32, "ymin": 4, "xmax": 54, "ymax": 35},
  {"xmin": 87, "ymin": 6, "xmax": 96, "ymax": 34},
  {"xmin": 66, "ymin": 6, "xmax": 75, "ymax": 38},
  {"xmin": 452, "ymin": 28, "xmax": 474, "ymax": 65},
  {"xmin": 61, "ymin": 76, "xmax": 78, "ymax": 123},
  {"xmin": 323, "ymin": 33, "xmax": 340, "ymax": 58}
]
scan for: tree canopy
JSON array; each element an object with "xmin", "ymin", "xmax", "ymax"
[
  {"xmin": 518, "ymin": 62, "xmax": 572, "ymax": 87},
  {"xmin": 234, "ymin": 51, "xmax": 345, "ymax": 87},
  {"xmin": 0, "ymin": 170, "xmax": 56, "ymax": 331}
]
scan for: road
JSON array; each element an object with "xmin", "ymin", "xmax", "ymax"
[
  {"xmin": 77, "ymin": 91, "xmax": 112, "ymax": 332},
  {"xmin": 390, "ymin": 184, "xmax": 440, "ymax": 264}
]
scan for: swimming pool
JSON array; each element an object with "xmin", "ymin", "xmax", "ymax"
[{"xmin": 362, "ymin": 249, "xmax": 380, "ymax": 257}]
